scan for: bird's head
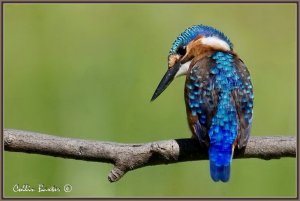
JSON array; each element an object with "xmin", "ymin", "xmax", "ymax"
[{"xmin": 151, "ymin": 25, "xmax": 233, "ymax": 101}]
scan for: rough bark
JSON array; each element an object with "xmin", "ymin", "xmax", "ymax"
[{"xmin": 4, "ymin": 129, "xmax": 296, "ymax": 182}]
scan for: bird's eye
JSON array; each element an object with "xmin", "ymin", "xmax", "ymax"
[{"xmin": 177, "ymin": 46, "xmax": 186, "ymax": 55}]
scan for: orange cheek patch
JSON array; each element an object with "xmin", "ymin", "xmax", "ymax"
[{"xmin": 168, "ymin": 54, "xmax": 180, "ymax": 68}]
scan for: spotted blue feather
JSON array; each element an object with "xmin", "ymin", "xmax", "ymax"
[{"xmin": 185, "ymin": 51, "xmax": 253, "ymax": 182}]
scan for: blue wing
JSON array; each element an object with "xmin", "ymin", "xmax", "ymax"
[
  {"xmin": 232, "ymin": 58, "xmax": 254, "ymax": 149},
  {"xmin": 185, "ymin": 55, "xmax": 253, "ymax": 147},
  {"xmin": 184, "ymin": 56, "xmax": 219, "ymax": 144}
]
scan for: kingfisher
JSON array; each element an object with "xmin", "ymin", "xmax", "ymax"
[{"xmin": 151, "ymin": 25, "xmax": 253, "ymax": 182}]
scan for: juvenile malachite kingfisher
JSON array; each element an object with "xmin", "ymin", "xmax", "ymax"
[{"xmin": 151, "ymin": 25, "xmax": 253, "ymax": 182}]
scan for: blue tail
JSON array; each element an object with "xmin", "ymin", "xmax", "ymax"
[
  {"xmin": 210, "ymin": 161, "xmax": 231, "ymax": 182},
  {"xmin": 209, "ymin": 145, "xmax": 233, "ymax": 182}
]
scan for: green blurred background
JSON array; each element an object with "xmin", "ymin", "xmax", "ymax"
[{"xmin": 4, "ymin": 3, "xmax": 297, "ymax": 197}]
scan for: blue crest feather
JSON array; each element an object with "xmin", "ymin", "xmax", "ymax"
[{"xmin": 169, "ymin": 25, "xmax": 233, "ymax": 55}]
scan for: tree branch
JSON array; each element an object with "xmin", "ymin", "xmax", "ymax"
[{"xmin": 4, "ymin": 129, "xmax": 296, "ymax": 182}]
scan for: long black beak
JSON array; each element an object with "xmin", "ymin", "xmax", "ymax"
[{"xmin": 151, "ymin": 61, "xmax": 181, "ymax": 101}]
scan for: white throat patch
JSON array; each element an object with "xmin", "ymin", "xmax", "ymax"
[
  {"xmin": 201, "ymin": 36, "xmax": 230, "ymax": 51},
  {"xmin": 175, "ymin": 61, "xmax": 191, "ymax": 78}
]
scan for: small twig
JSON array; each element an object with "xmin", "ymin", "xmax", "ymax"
[{"xmin": 4, "ymin": 129, "xmax": 296, "ymax": 182}]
